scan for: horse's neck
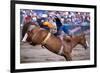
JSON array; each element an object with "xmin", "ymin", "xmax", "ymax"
[{"xmin": 70, "ymin": 36, "xmax": 80, "ymax": 49}]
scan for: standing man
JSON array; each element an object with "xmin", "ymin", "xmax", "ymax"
[{"xmin": 22, "ymin": 15, "xmax": 37, "ymax": 42}]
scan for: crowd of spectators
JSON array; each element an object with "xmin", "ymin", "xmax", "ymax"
[
  {"xmin": 20, "ymin": 9, "xmax": 90, "ymax": 26},
  {"xmin": 20, "ymin": 9, "xmax": 90, "ymax": 35}
]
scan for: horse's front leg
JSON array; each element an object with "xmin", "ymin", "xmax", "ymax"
[{"xmin": 63, "ymin": 52, "xmax": 72, "ymax": 61}]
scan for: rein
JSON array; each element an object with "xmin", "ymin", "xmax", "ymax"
[{"xmin": 42, "ymin": 32, "xmax": 51, "ymax": 45}]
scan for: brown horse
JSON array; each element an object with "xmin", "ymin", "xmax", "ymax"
[{"xmin": 24, "ymin": 25, "xmax": 88, "ymax": 61}]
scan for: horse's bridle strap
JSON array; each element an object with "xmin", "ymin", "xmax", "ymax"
[{"xmin": 42, "ymin": 32, "xmax": 51, "ymax": 44}]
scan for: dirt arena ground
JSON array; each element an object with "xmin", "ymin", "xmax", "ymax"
[{"xmin": 20, "ymin": 35, "xmax": 90, "ymax": 63}]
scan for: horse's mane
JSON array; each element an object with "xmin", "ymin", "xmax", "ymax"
[{"xmin": 63, "ymin": 36, "xmax": 71, "ymax": 42}]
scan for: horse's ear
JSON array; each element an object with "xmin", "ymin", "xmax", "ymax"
[{"xmin": 80, "ymin": 32, "xmax": 85, "ymax": 37}]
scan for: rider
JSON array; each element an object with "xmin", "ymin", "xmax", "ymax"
[
  {"xmin": 59, "ymin": 24, "xmax": 72, "ymax": 41},
  {"xmin": 53, "ymin": 16, "xmax": 63, "ymax": 36},
  {"xmin": 59, "ymin": 24, "xmax": 71, "ymax": 36}
]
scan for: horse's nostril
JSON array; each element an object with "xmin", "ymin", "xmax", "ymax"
[
  {"xmin": 85, "ymin": 47, "xmax": 87, "ymax": 50},
  {"xmin": 85, "ymin": 45, "xmax": 89, "ymax": 50}
]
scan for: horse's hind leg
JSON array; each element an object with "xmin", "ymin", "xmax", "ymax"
[{"xmin": 63, "ymin": 53, "xmax": 72, "ymax": 61}]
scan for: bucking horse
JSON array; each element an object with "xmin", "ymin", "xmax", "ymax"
[{"xmin": 22, "ymin": 23, "xmax": 89, "ymax": 61}]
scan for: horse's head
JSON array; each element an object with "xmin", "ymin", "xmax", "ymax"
[{"xmin": 78, "ymin": 33, "xmax": 89, "ymax": 50}]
